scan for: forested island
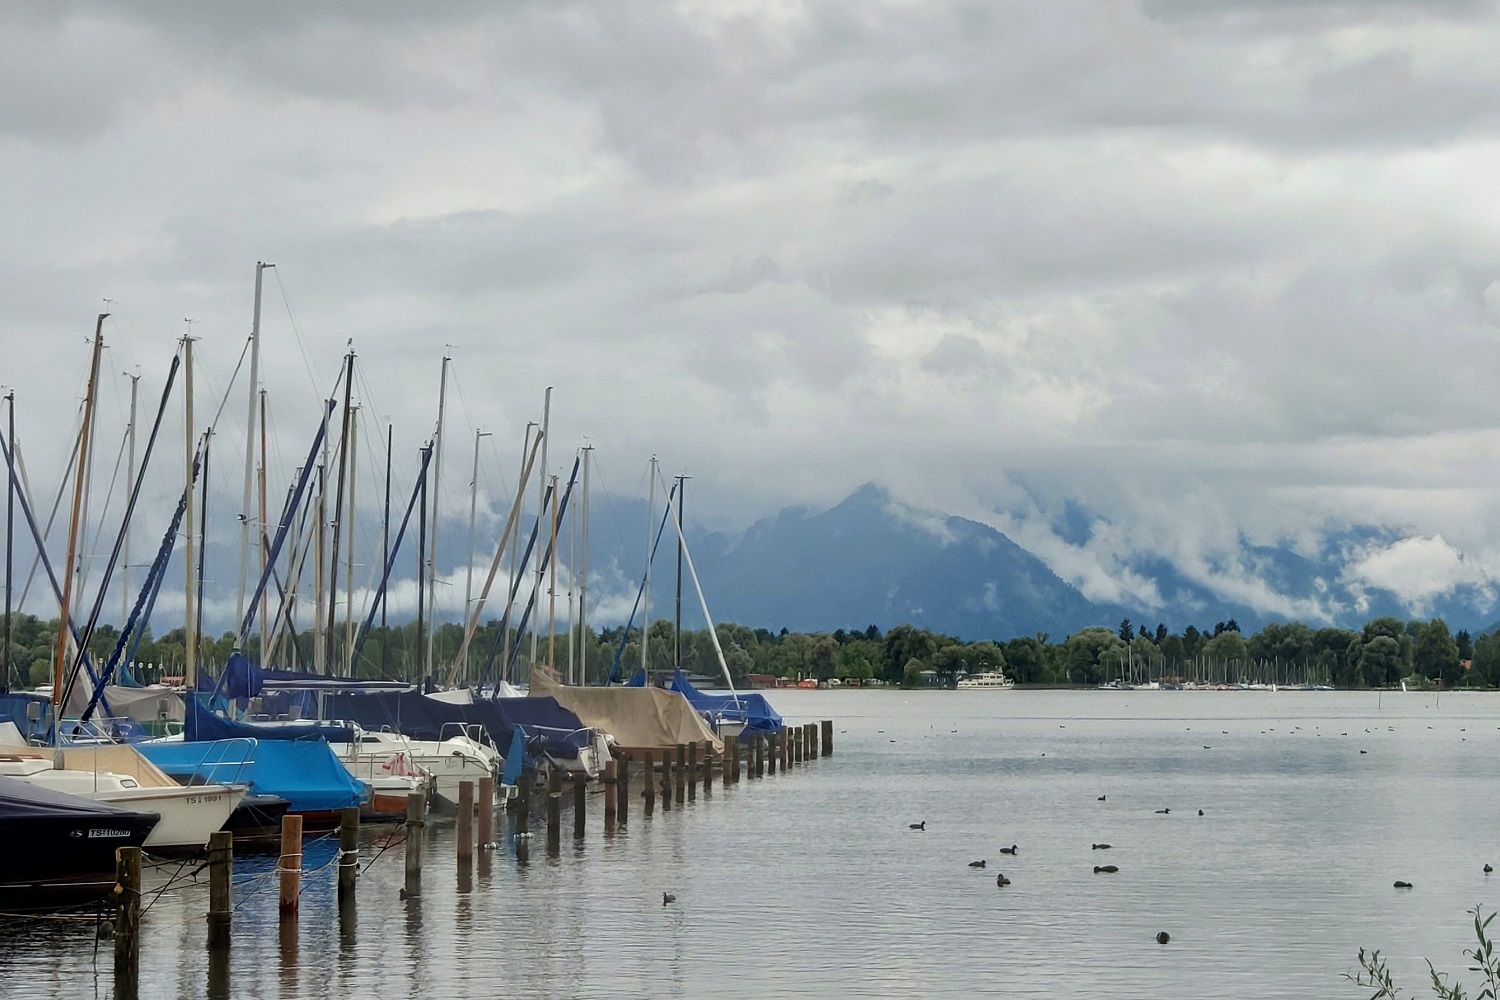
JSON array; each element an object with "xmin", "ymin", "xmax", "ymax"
[{"xmin": 2, "ymin": 612, "xmax": 1495, "ymax": 691}]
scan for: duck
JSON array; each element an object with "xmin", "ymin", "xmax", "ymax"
[
  {"xmin": 995, "ymin": 873, "xmax": 1011, "ymax": 887},
  {"xmin": 1092, "ymin": 843, "xmax": 1112, "ymax": 850},
  {"xmin": 1155, "ymin": 808, "xmax": 1170, "ymax": 814},
  {"xmin": 968, "ymin": 860, "xmax": 987, "ymax": 869},
  {"xmin": 1094, "ymin": 865, "xmax": 1119, "ymax": 874},
  {"xmin": 999, "ymin": 844, "xmax": 1018, "ymax": 855},
  {"xmin": 663, "ymin": 892, "xmax": 677, "ymax": 905},
  {"xmin": 1097, "ymin": 795, "xmax": 1106, "ymax": 802},
  {"xmin": 1156, "ymin": 932, "xmax": 1171, "ymax": 945},
  {"xmin": 1197, "ymin": 809, "xmax": 1204, "ymax": 816},
  {"xmin": 1393, "ymin": 881, "xmax": 1413, "ymax": 889},
  {"xmin": 1486, "ymin": 865, "xmax": 1494, "ymax": 875},
  {"xmin": 909, "ymin": 821, "xmax": 926, "ymax": 831}
]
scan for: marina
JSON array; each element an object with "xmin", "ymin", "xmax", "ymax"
[{"xmin": 2, "ymin": 689, "xmax": 1498, "ymax": 998}]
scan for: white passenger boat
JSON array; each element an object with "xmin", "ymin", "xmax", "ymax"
[{"xmin": 956, "ymin": 670, "xmax": 1016, "ymax": 690}]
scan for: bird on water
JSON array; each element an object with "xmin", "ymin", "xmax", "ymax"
[
  {"xmin": 909, "ymin": 821, "xmax": 926, "ymax": 830},
  {"xmin": 969, "ymin": 860, "xmax": 987, "ymax": 868},
  {"xmin": 1097, "ymin": 795, "xmax": 1106, "ymax": 801},
  {"xmin": 1092, "ymin": 843, "xmax": 1111, "ymax": 850},
  {"xmin": 1486, "ymin": 864, "xmax": 1494, "ymax": 875},
  {"xmin": 995, "ymin": 873, "xmax": 1011, "ymax": 887},
  {"xmin": 1198, "ymin": 809, "xmax": 1204, "ymax": 816},
  {"xmin": 1155, "ymin": 808, "xmax": 1171, "ymax": 814},
  {"xmin": 1094, "ymin": 865, "xmax": 1119, "ymax": 874},
  {"xmin": 663, "ymin": 892, "xmax": 677, "ymax": 905},
  {"xmin": 1156, "ymin": 932, "xmax": 1171, "ymax": 945},
  {"xmin": 1000, "ymin": 844, "xmax": 1017, "ymax": 855},
  {"xmin": 1393, "ymin": 881, "xmax": 1413, "ymax": 889}
]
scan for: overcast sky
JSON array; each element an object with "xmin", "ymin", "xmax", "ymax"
[{"xmin": 5, "ymin": 0, "xmax": 1500, "ymax": 625}]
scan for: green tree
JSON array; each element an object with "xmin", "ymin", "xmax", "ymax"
[
  {"xmin": 883, "ymin": 625, "xmax": 938, "ymax": 684},
  {"xmin": 1413, "ymin": 619, "xmax": 1461, "ymax": 688},
  {"xmin": 900, "ymin": 657, "xmax": 927, "ymax": 689},
  {"xmin": 1202, "ymin": 630, "xmax": 1249, "ymax": 678},
  {"xmin": 1470, "ymin": 632, "xmax": 1500, "ymax": 688},
  {"xmin": 1062, "ymin": 627, "xmax": 1125, "ymax": 686},
  {"xmin": 1358, "ymin": 635, "xmax": 1403, "ymax": 688}
]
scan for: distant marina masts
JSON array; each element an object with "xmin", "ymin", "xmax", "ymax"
[
  {"xmin": 234, "ymin": 262, "xmax": 272, "ymax": 653},
  {"xmin": 530, "ymin": 387, "xmax": 552, "ymax": 672}
]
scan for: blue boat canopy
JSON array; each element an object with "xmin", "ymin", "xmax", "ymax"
[{"xmin": 139, "ymin": 739, "xmax": 367, "ymax": 814}]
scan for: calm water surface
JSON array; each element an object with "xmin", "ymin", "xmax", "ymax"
[{"xmin": 3, "ymin": 689, "xmax": 1498, "ymax": 999}]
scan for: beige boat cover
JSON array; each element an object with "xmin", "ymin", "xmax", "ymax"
[
  {"xmin": 529, "ymin": 668, "xmax": 722, "ymax": 752},
  {"xmin": 0, "ymin": 743, "xmax": 182, "ymax": 788}
]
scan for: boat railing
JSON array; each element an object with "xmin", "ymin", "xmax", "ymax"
[
  {"xmin": 438, "ymin": 722, "xmax": 490, "ymax": 748},
  {"xmin": 182, "ymin": 737, "xmax": 259, "ymax": 788}
]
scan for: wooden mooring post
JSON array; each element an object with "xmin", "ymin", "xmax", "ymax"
[
  {"xmin": 722, "ymin": 740, "xmax": 733, "ymax": 789},
  {"xmin": 702, "ymin": 741, "xmax": 713, "ymax": 796},
  {"xmin": 758, "ymin": 735, "xmax": 769, "ymax": 778},
  {"xmin": 573, "ymin": 775, "xmax": 587, "ymax": 840},
  {"xmin": 604, "ymin": 760, "xmax": 618, "ymax": 829},
  {"xmin": 811, "ymin": 721, "xmax": 820, "ymax": 758},
  {"xmin": 279, "ymin": 813, "xmax": 303, "ymax": 919},
  {"xmin": 546, "ymin": 769, "xmax": 562, "ymax": 853},
  {"xmin": 402, "ymin": 793, "xmax": 423, "ymax": 900},
  {"xmin": 338, "ymin": 808, "xmax": 359, "ymax": 899},
  {"xmin": 618, "ymin": 754, "xmax": 631, "ymax": 824},
  {"xmin": 515, "ymin": 775, "xmax": 530, "ymax": 833},
  {"xmin": 768, "ymin": 732, "xmax": 778, "ymax": 775},
  {"xmin": 114, "ymin": 844, "xmax": 141, "ymax": 992},
  {"xmin": 686, "ymin": 742, "xmax": 698, "ymax": 802},
  {"xmin": 822, "ymin": 719, "xmax": 834, "ymax": 755},
  {"xmin": 643, "ymin": 751, "xmax": 655, "ymax": 816},
  {"xmin": 662, "ymin": 748, "xmax": 674, "ymax": 812},
  {"xmin": 477, "ymin": 776, "xmax": 494, "ymax": 848},
  {"xmin": 795, "ymin": 725, "xmax": 805, "ymax": 765},
  {"xmin": 457, "ymin": 780, "xmax": 475, "ymax": 866},
  {"xmin": 207, "ymin": 830, "xmax": 233, "ymax": 948},
  {"xmin": 675, "ymin": 743, "xmax": 688, "ymax": 802}
]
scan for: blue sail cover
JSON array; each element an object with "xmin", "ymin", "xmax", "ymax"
[
  {"xmin": 139, "ymin": 739, "xmax": 367, "ymax": 814},
  {"xmin": 321, "ymin": 690, "xmax": 594, "ymax": 767},
  {"xmin": 185, "ymin": 694, "xmax": 357, "ymax": 743},
  {"xmin": 669, "ymin": 670, "xmax": 784, "ymax": 739}
]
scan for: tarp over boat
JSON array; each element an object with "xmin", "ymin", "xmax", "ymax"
[
  {"xmin": 139, "ymin": 740, "xmax": 367, "ymax": 814},
  {"xmin": 321, "ymin": 690, "xmax": 595, "ymax": 765},
  {"xmin": 530, "ymin": 668, "xmax": 721, "ymax": 752},
  {"xmin": 0, "ymin": 743, "xmax": 181, "ymax": 788},
  {"xmin": 185, "ymin": 694, "xmax": 357, "ymax": 743},
  {"xmin": 667, "ymin": 670, "xmax": 784, "ymax": 740}
]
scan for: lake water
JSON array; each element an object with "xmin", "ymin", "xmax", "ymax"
[{"xmin": 3, "ymin": 688, "xmax": 1498, "ymax": 999}]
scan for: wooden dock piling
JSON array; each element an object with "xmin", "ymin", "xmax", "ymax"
[
  {"xmin": 722, "ymin": 740, "xmax": 733, "ymax": 788},
  {"xmin": 675, "ymin": 743, "xmax": 688, "ymax": 802},
  {"xmin": 573, "ymin": 775, "xmax": 587, "ymax": 840},
  {"xmin": 662, "ymin": 748, "xmax": 674, "ymax": 811},
  {"xmin": 768, "ymin": 732, "xmax": 778, "ymax": 775},
  {"xmin": 402, "ymin": 794, "xmax": 423, "ymax": 900},
  {"xmin": 515, "ymin": 775, "xmax": 530, "ymax": 833},
  {"xmin": 687, "ymin": 742, "xmax": 698, "ymax": 801},
  {"xmin": 457, "ymin": 780, "xmax": 475, "ymax": 864},
  {"xmin": 338, "ymin": 808, "xmax": 359, "ymax": 899},
  {"xmin": 478, "ymin": 776, "xmax": 494, "ymax": 848},
  {"xmin": 822, "ymin": 719, "xmax": 833, "ymax": 755},
  {"xmin": 279, "ymin": 814, "xmax": 303, "ymax": 918},
  {"xmin": 207, "ymin": 831, "xmax": 233, "ymax": 948},
  {"xmin": 702, "ymin": 742, "xmax": 713, "ymax": 796},
  {"xmin": 811, "ymin": 722, "xmax": 820, "ymax": 758},
  {"xmin": 603, "ymin": 760, "xmax": 618, "ymax": 829},
  {"xmin": 796, "ymin": 725, "xmax": 805, "ymax": 765},
  {"xmin": 643, "ymin": 751, "xmax": 655, "ymax": 816},
  {"xmin": 546, "ymin": 769, "xmax": 562, "ymax": 853},
  {"xmin": 114, "ymin": 845, "xmax": 141, "ymax": 977},
  {"xmin": 618, "ymin": 754, "xmax": 630, "ymax": 824}
]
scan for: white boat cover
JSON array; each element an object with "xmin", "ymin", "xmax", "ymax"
[{"xmin": 529, "ymin": 668, "xmax": 722, "ymax": 752}]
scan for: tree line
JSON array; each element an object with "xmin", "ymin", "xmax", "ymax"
[{"xmin": 2, "ymin": 612, "xmax": 1494, "ymax": 691}]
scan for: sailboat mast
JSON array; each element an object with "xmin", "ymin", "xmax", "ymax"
[
  {"xmin": 195, "ymin": 431, "xmax": 210, "ymax": 659},
  {"xmin": 504, "ymin": 422, "xmax": 536, "ymax": 680},
  {"xmin": 343, "ymin": 407, "xmax": 358, "ymax": 677},
  {"xmin": 674, "ymin": 475, "xmax": 686, "ymax": 670},
  {"xmin": 464, "ymin": 427, "xmax": 490, "ymax": 685},
  {"xmin": 312, "ymin": 459, "xmax": 326, "ymax": 674},
  {"xmin": 578, "ymin": 445, "xmax": 592, "ymax": 686},
  {"xmin": 182, "ymin": 331, "xmax": 198, "ymax": 690},
  {"xmin": 122, "ymin": 373, "xmax": 139, "ymax": 626},
  {"xmin": 326, "ymin": 350, "xmax": 355, "ymax": 670},
  {"xmin": 381, "ymin": 424, "xmax": 391, "ymax": 677},
  {"xmin": 416, "ymin": 443, "xmax": 430, "ymax": 681},
  {"xmin": 53, "ymin": 317, "xmax": 105, "ymax": 719},
  {"xmin": 547, "ymin": 474, "xmax": 559, "ymax": 669},
  {"xmin": 425, "ymin": 355, "xmax": 450, "ymax": 679},
  {"xmin": 4, "ymin": 390, "xmax": 14, "ymax": 690},
  {"xmin": 642, "ymin": 455, "xmax": 655, "ymax": 678},
  {"xmin": 530, "ymin": 388, "xmax": 551, "ymax": 670},
  {"xmin": 236, "ymin": 261, "xmax": 272, "ymax": 637},
  {"xmin": 258, "ymin": 388, "xmax": 269, "ymax": 664}
]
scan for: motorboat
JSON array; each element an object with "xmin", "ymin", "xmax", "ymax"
[
  {"xmin": 0, "ymin": 774, "xmax": 159, "ymax": 907},
  {"xmin": 957, "ymin": 671, "xmax": 1016, "ymax": 690},
  {"xmin": 340, "ymin": 727, "xmax": 503, "ymax": 809},
  {"xmin": 0, "ymin": 751, "xmax": 243, "ymax": 853}
]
